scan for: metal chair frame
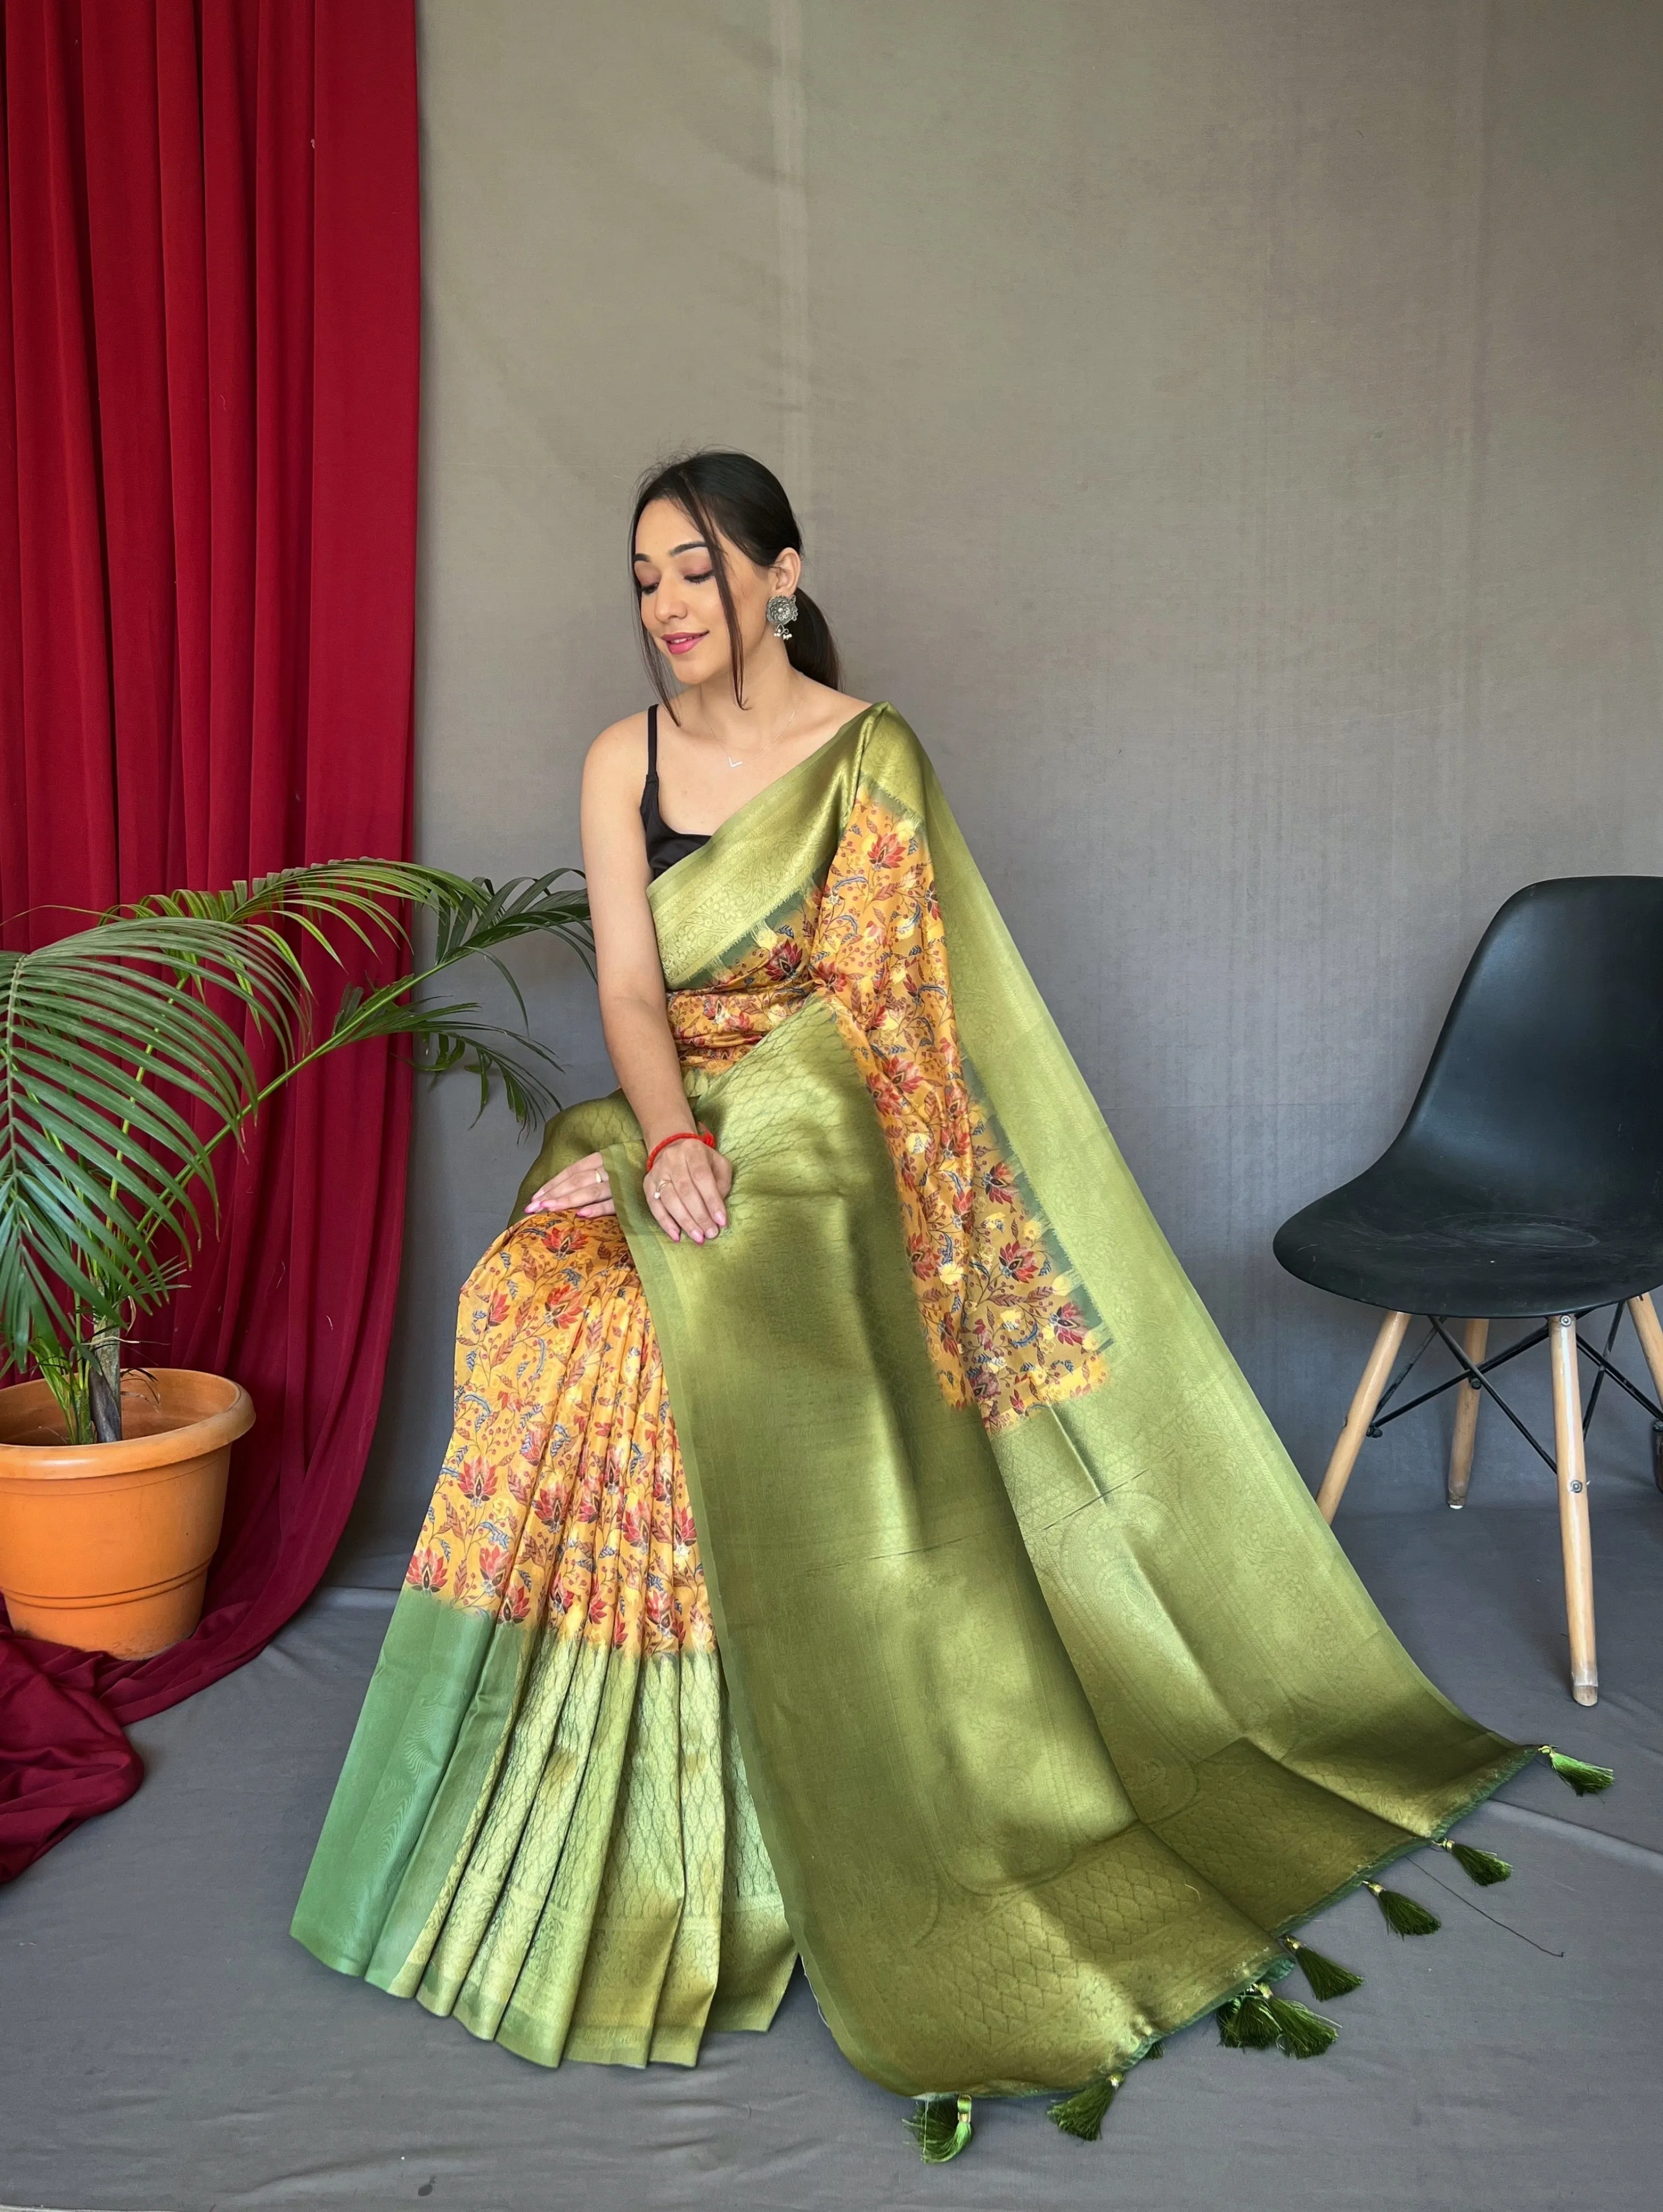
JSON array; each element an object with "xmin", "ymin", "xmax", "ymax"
[
  {"xmin": 1362, "ymin": 1305, "xmax": 1663, "ymax": 1475},
  {"xmin": 1314, "ymin": 1291, "xmax": 1663, "ymax": 1707}
]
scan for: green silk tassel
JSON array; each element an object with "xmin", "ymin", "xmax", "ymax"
[
  {"xmin": 1264, "ymin": 1993, "xmax": 1339, "ymax": 2059},
  {"xmin": 1217, "ymin": 1988, "xmax": 1280, "ymax": 2049},
  {"xmin": 1367, "ymin": 1880, "xmax": 1441, "ymax": 1936},
  {"xmin": 1440, "ymin": 1837, "xmax": 1512, "ymax": 1885},
  {"xmin": 1543, "ymin": 1747, "xmax": 1615, "ymax": 1796},
  {"xmin": 908, "ymin": 2094, "xmax": 973, "ymax": 2163},
  {"xmin": 1284, "ymin": 1936, "xmax": 1364, "ymax": 2000},
  {"xmin": 1048, "ymin": 2072, "xmax": 1122, "ymax": 2141},
  {"xmin": 1218, "ymin": 1982, "xmax": 1338, "ymax": 2058}
]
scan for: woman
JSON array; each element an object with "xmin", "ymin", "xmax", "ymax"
[{"xmin": 294, "ymin": 452, "xmax": 1598, "ymax": 2161}]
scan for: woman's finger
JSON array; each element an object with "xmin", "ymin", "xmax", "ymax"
[
  {"xmin": 646, "ymin": 1161, "xmax": 714, "ymax": 1241},
  {"xmin": 683, "ymin": 1155, "xmax": 728, "ymax": 1231},
  {"xmin": 641, "ymin": 1145, "xmax": 734, "ymax": 1242},
  {"xmin": 662, "ymin": 1181, "xmax": 714, "ymax": 1241},
  {"xmin": 664, "ymin": 1160, "xmax": 723, "ymax": 1237},
  {"xmin": 524, "ymin": 1154, "xmax": 609, "ymax": 1213}
]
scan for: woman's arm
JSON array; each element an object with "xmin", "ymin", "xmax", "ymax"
[
  {"xmin": 582, "ymin": 719, "xmax": 707, "ymax": 1158},
  {"xmin": 522, "ymin": 717, "xmax": 730, "ymax": 1243}
]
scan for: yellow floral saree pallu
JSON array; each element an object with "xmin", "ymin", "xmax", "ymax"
[{"xmin": 295, "ymin": 705, "xmax": 1557, "ymax": 2143}]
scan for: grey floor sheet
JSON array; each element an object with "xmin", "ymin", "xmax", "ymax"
[{"xmin": 2, "ymin": 1503, "xmax": 1659, "ymax": 2212}]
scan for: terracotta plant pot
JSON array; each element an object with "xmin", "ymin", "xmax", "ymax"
[{"xmin": 0, "ymin": 1369, "xmax": 254, "ymax": 1659}]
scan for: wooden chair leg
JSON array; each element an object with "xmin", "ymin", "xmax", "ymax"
[
  {"xmin": 1626, "ymin": 1292, "xmax": 1663, "ymax": 1401},
  {"xmin": 1317, "ymin": 1310, "xmax": 1412, "ymax": 1524},
  {"xmin": 1446, "ymin": 1316, "xmax": 1489, "ymax": 1509},
  {"xmin": 1548, "ymin": 1313, "xmax": 1598, "ymax": 1706}
]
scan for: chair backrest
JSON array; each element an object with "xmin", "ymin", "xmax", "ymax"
[{"xmin": 1389, "ymin": 876, "xmax": 1663, "ymax": 1216}]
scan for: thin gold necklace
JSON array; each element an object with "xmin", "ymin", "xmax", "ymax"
[{"xmin": 718, "ymin": 688, "xmax": 800, "ymax": 769}]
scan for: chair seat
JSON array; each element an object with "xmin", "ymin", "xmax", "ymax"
[{"xmin": 1274, "ymin": 1172, "xmax": 1663, "ymax": 1317}]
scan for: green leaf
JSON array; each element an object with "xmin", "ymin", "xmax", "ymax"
[{"xmin": 3, "ymin": 859, "xmax": 591, "ymax": 1380}]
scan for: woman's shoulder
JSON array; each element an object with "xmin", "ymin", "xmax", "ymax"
[
  {"xmin": 584, "ymin": 710, "xmax": 651, "ymax": 790},
  {"xmin": 791, "ymin": 681, "xmax": 870, "ymax": 742}
]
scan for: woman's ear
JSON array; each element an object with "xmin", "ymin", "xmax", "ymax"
[{"xmin": 772, "ymin": 547, "xmax": 803, "ymax": 597}]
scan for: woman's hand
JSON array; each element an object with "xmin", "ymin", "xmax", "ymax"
[
  {"xmin": 646, "ymin": 1135, "xmax": 733, "ymax": 1243},
  {"xmin": 522, "ymin": 1152, "xmax": 615, "ymax": 1219}
]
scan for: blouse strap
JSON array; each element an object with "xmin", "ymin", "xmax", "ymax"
[{"xmin": 645, "ymin": 701, "xmax": 658, "ymax": 781}]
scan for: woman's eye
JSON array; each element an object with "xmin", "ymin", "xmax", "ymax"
[{"xmin": 635, "ymin": 570, "xmax": 712, "ymax": 593}]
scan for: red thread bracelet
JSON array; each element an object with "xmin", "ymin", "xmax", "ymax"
[{"xmin": 645, "ymin": 1130, "xmax": 715, "ymax": 1175}]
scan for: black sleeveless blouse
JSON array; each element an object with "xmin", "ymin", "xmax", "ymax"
[{"xmin": 640, "ymin": 704, "xmax": 712, "ymax": 879}]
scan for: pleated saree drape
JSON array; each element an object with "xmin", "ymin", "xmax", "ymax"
[{"xmin": 295, "ymin": 706, "xmax": 1535, "ymax": 2104}]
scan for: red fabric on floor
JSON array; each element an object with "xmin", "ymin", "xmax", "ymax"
[
  {"xmin": 0, "ymin": 1641, "xmax": 144, "ymax": 1885},
  {"xmin": 0, "ymin": 0, "xmax": 420, "ymax": 1877}
]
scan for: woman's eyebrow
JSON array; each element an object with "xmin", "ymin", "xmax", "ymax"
[{"xmin": 632, "ymin": 540, "xmax": 708, "ymax": 563}]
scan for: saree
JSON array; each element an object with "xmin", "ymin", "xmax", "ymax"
[{"xmin": 294, "ymin": 703, "xmax": 1552, "ymax": 2132}]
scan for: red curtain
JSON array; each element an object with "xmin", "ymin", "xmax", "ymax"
[{"xmin": 0, "ymin": 0, "xmax": 420, "ymax": 1880}]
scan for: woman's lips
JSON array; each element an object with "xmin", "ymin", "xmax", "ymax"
[{"xmin": 662, "ymin": 631, "xmax": 706, "ymax": 656}]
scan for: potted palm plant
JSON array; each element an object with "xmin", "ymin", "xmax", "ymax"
[{"xmin": 0, "ymin": 862, "xmax": 590, "ymax": 1657}]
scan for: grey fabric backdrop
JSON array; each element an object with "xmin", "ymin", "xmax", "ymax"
[{"xmin": 337, "ymin": 0, "xmax": 1663, "ymax": 1586}]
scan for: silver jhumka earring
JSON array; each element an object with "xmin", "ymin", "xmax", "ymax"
[{"xmin": 766, "ymin": 593, "xmax": 798, "ymax": 641}]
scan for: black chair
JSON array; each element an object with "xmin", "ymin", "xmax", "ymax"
[{"xmin": 1275, "ymin": 877, "xmax": 1663, "ymax": 1707}]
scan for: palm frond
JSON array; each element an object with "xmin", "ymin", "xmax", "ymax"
[
  {"xmin": 117, "ymin": 861, "xmax": 593, "ymax": 976},
  {"xmin": 262, "ymin": 870, "xmax": 592, "ymax": 1134},
  {"xmin": 328, "ymin": 987, "xmax": 566, "ymax": 1130},
  {"xmin": 51, "ymin": 913, "xmax": 311, "ymax": 1036},
  {"xmin": 2, "ymin": 859, "xmax": 592, "ymax": 1381},
  {"xmin": 427, "ymin": 870, "xmax": 595, "ymax": 975}
]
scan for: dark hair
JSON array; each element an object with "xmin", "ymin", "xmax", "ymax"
[{"xmin": 630, "ymin": 449, "xmax": 840, "ymax": 715}]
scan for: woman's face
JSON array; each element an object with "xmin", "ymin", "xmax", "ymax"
[{"xmin": 632, "ymin": 497, "xmax": 797, "ymax": 691}]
